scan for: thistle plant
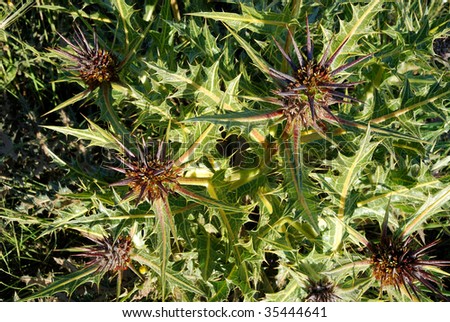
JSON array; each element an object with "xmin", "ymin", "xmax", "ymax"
[
  {"xmin": 106, "ymin": 132, "xmax": 243, "ymax": 243},
  {"xmin": 46, "ymin": 20, "xmax": 151, "ymax": 135},
  {"xmin": 105, "ymin": 131, "xmax": 247, "ymax": 298},
  {"xmin": 64, "ymin": 230, "xmax": 145, "ymax": 301},
  {"xmin": 107, "ymin": 133, "xmax": 236, "ymax": 211},
  {"xmin": 189, "ymin": 17, "xmax": 373, "ymax": 141},
  {"xmin": 3, "ymin": 0, "xmax": 450, "ymax": 304},
  {"xmin": 44, "ymin": 22, "xmax": 128, "ymax": 135}
]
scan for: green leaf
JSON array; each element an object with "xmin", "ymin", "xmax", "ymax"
[
  {"xmin": 133, "ymin": 253, "xmax": 204, "ymax": 296},
  {"xmin": 402, "ymin": 185, "xmax": 450, "ymax": 238},
  {"xmin": 186, "ymin": 109, "xmax": 283, "ymax": 126},
  {"xmin": 42, "ymin": 89, "xmax": 91, "ymax": 116},
  {"xmin": 197, "ymin": 227, "xmax": 220, "ymax": 281},
  {"xmin": 209, "ymin": 280, "xmax": 230, "ymax": 302},
  {"xmin": 223, "ymin": 23, "xmax": 269, "ymax": 74},
  {"xmin": 0, "ymin": 0, "xmax": 34, "ymax": 30},
  {"xmin": 315, "ymin": 129, "xmax": 379, "ymax": 251},
  {"xmin": 112, "ymin": 0, "xmax": 138, "ymax": 51},
  {"xmin": 265, "ymin": 280, "xmax": 302, "ymax": 301},
  {"xmin": 174, "ymin": 185, "xmax": 243, "ymax": 213},
  {"xmin": 372, "ymin": 82, "xmax": 450, "ymax": 124},
  {"xmin": 328, "ymin": 0, "xmax": 383, "ymax": 68},
  {"xmin": 21, "ymin": 266, "xmax": 100, "ymax": 301},
  {"xmin": 337, "ymin": 132, "xmax": 379, "ymax": 219},
  {"xmin": 187, "ymin": 3, "xmax": 288, "ymax": 31},
  {"xmin": 340, "ymin": 119, "xmax": 428, "ymax": 144},
  {"xmin": 152, "ymin": 197, "xmax": 172, "ymax": 300},
  {"xmin": 281, "ymin": 139, "xmax": 321, "ymax": 235},
  {"xmin": 42, "ymin": 118, "xmax": 121, "ymax": 151},
  {"xmin": 146, "ymin": 61, "xmax": 235, "ymax": 111}
]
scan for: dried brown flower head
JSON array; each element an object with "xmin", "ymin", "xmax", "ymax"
[
  {"xmin": 54, "ymin": 24, "xmax": 119, "ymax": 89},
  {"xmin": 368, "ymin": 219, "xmax": 450, "ymax": 301},
  {"xmin": 109, "ymin": 139, "xmax": 181, "ymax": 205},
  {"xmin": 74, "ymin": 234, "xmax": 132, "ymax": 274},
  {"xmin": 269, "ymin": 18, "xmax": 371, "ymax": 130},
  {"xmin": 305, "ymin": 278, "xmax": 340, "ymax": 302}
]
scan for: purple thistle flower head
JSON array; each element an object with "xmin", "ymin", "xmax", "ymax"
[
  {"xmin": 269, "ymin": 18, "xmax": 371, "ymax": 129},
  {"xmin": 368, "ymin": 217, "xmax": 450, "ymax": 301},
  {"xmin": 54, "ymin": 24, "xmax": 119, "ymax": 89},
  {"xmin": 109, "ymin": 138, "xmax": 181, "ymax": 206},
  {"xmin": 73, "ymin": 233, "xmax": 132, "ymax": 274}
]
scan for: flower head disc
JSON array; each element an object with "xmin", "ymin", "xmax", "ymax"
[
  {"xmin": 54, "ymin": 24, "xmax": 119, "ymax": 89},
  {"xmin": 269, "ymin": 18, "xmax": 371, "ymax": 129},
  {"xmin": 109, "ymin": 139, "xmax": 181, "ymax": 205}
]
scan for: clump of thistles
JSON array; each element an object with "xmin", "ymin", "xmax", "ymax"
[
  {"xmin": 368, "ymin": 220, "xmax": 450, "ymax": 301},
  {"xmin": 269, "ymin": 18, "xmax": 371, "ymax": 131},
  {"xmin": 74, "ymin": 233, "xmax": 132, "ymax": 273},
  {"xmin": 54, "ymin": 24, "xmax": 119, "ymax": 89},
  {"xmin": 109, "ymin": 139, "xmax": 181, "ymax": 205}
]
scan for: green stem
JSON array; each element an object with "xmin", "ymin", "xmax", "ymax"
[
  {"xmin": 101, "ymin": 83, "xmax": 128, "ymax": 136},
  {"xmin": 116, "ymin": 270, "xmax": 122, "ymax": 301},
  {"xmin": 282, "ymin": 128, "xmax": 320, "ymax": 235},
  {"xmin": 206, "ymin": 184, "xmax": 251, "ymax": 288},
  {"xmin": 152, "ymin": 197, "xmax": 172, "ymax": 301}
]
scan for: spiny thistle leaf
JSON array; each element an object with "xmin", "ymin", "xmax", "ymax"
[
  {"xmin": 146, "ymin": 61, "xmax": 236, "ymax": 112},
  {"xmin": 42, "ymin": 118, "xmax": 121, "ymax": 150},
  {"xmin": 20, "ymin": 266, "xmax": 100, "ymax": 301},
  {"xmin": 313, "ymin": 129, "xmax": 379, "ymax": 251},
  {"xmin": 402, "ymin": 185, "xmax": 450, "ymax": 238},
  {"xmin": 187, "ymin": 3, "xmax": 289, "ymax": 32},
  {"xmin": 133, "ymin": 253, "xmax": 205, "ymax": 296}
]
